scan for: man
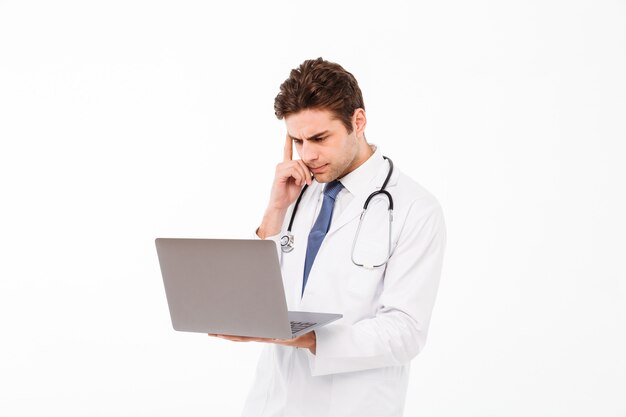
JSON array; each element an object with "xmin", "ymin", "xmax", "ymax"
[{"xmin": 211, "ymin": 58, "xmax": 446, "ymax": 417}]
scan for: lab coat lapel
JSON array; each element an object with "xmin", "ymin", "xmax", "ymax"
[
  {"xmin": 324, "ymin": 194, "xmax": 366, "ymax": 237},
  {"xmin": 325, "ymin": 175, "xmax": 382, "ymax": 238}
]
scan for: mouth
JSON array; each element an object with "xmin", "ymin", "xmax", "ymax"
[{"xmin": 309, "ymin": 164, "xmax": 328, "ymax": 174}]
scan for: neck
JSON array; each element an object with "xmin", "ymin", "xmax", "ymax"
[
  {"xmin": 355, "ymin": 140, "xmax": 375, "ymax": 167},
  {"xmin": 341, "ymin": 140, "xmax": 374, "ymax": 178}
]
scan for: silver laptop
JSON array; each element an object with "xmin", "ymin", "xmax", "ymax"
[{"xmin": 155, "ymin": 238, "xmax": 342, "ymax": 339}]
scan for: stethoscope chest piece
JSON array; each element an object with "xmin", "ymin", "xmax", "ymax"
[{"xmin": 280, "ymin": 233, "xmax": 295, "ymax": 253}]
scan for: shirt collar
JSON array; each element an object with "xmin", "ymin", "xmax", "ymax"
[{"xmin": 338, "ymin": 144, "xmax": 385, "ymax": 197}]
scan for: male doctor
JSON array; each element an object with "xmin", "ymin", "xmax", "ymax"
[{"xmin": 210, "ymin": 58, "xmax": 446, "ymax": 417}]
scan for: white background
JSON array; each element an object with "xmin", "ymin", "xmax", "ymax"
[{"xmin": 1, "ymin": 1, "xmax": 625, "ymax": 415}]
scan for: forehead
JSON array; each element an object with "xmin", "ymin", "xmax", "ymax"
[{"xmin": 285, "ymin": 108, "xmax": 343, "ymax": 137}]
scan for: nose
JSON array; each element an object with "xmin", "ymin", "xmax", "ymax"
[{"xmin": 300, "ymin": 141, "xmax": 318, "ymax": 163}]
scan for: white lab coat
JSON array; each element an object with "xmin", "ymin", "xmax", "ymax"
[{"xmin": 242, "ymin": 149, "xmax": 446, "ymax": 417}]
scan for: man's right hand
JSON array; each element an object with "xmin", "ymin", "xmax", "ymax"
[{"xmin": 256, "ymin": 135, "xmax": 312, "ymax": 239}]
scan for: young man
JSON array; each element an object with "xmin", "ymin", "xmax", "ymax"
[{"xmin": 211, "ymin": 58, "xmax": 446, "ymax": 417}]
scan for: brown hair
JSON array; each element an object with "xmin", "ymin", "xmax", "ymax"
[{"xmin": 274, "ymin": 58, "xmax": 365, "ymax": 133}]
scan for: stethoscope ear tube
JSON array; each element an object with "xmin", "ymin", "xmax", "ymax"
[
  {"xmin": 351, "ymin": 206, "xmax": 394, "ymax": 269},
  {"xmin": 363, "ymin": 190, "xmax": 393, "ymax": 210},
  {"xmin": 287, "ymin": 184, "xmax": 309, "ymax": 232}
]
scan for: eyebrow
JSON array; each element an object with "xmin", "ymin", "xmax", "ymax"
[{"xmin": 288, "ymin": 130, "xmax": 330, "ymax": 141}]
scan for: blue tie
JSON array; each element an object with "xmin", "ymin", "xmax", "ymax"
[{"xmin": 302, "ymin": 180, "xmax": 344, "ymax": 296}]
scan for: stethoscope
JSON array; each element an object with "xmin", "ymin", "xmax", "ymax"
[{"xmin": 280, "ymin": 156, "xmax": 394, "ymax": 269}]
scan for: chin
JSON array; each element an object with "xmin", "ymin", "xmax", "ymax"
[{"xmin": 313, "ymin": 173, "xmax": 335, "ymax": 183}]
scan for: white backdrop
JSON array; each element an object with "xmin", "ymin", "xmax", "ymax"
[{"xmin": 1, "ymin": 1, "xmax": 625, "ymax": 416}]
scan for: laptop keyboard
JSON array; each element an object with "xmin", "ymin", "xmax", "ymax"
[{"xmin": 290, "ymin": 321, "xmax": 316, "ymax": 334}]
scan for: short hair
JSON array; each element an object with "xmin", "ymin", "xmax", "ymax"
[{"xmin": 274, "ymin": 58, "xmax": 365, "ymax": 133}]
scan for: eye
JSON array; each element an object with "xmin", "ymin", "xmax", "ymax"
[{"xmin": 293, "ymin": 139, "xmax": 303, "ymax": 145}]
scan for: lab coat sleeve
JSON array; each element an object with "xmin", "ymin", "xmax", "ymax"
[{"xmin": 309, "ymin": 198, "xmax": 446, "ymax": 376}]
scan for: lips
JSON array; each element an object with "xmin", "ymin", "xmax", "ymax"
[{"xmin": 309, "ymin": 164, "xmax": 328, "ymax": 174}]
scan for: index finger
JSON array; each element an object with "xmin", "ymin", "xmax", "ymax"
[{"xmin": 283, "ymin": 134, "xmax": 293, "ymax": 161}]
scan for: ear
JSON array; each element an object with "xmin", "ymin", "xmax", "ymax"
[{"xmin": 352, "ymin": 108, "xmax": 367, "ymax": 139}]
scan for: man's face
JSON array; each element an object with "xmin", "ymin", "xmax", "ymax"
[{"xmin": 285, "ymin": 108, "xmax": 363, "ymax": 183}]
